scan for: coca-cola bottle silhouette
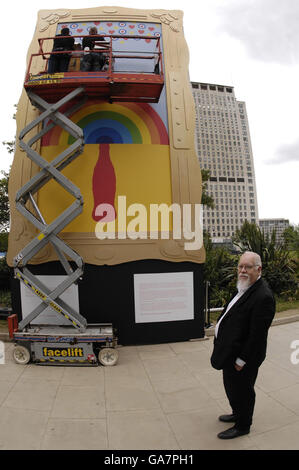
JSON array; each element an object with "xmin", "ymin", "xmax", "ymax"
[{"xmin": 92, "ymin": 143, "xmax": 116, "ymax": 222}]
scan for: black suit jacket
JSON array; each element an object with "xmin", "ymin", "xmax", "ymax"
[
  {"xmin": 210, "ymin": 278, "xmax": 275, "ymax": 370},
  {"xmin": 52, "ymin": 34, "xmax": 74, "ymax": 53}
]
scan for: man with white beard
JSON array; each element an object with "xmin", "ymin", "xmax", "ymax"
[{"xmin": 210, "ymin": 251, "xmax": 276, "ymax": 439}]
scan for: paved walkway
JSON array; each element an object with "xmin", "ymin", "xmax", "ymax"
[{"xmin": 0, "ymin": 321, "xmax": 299, "ymax": 450}]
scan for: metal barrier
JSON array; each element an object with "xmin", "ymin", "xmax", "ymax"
[{"xmin": 25, "ymin": 34, "xmax": 163, "ymax": 81}]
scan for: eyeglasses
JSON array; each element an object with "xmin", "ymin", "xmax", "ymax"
[{"xmin": 238, "ymin": 264, "xmax": 260, "ymax": 271}]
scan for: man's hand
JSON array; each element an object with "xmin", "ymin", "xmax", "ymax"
[{"xmin": 234, "ymin": 363, "xmax": 244, "ymax": 371}]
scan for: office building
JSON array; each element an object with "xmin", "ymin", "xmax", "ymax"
[
  {"xmin": 259, "ymin": 218, "xmax": 289, "ymax": 244},
  {"xmin": 192, "ymin": 82, "xmax": 259, "ymax": 242}
]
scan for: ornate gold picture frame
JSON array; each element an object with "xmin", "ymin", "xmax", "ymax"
[{"xmin": 7, "ymin": 6, "xmax": 205, "ymax": 267}]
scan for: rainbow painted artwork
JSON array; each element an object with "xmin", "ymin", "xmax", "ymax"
[
  {"xmin": 42, "ymin": 101, "xmax": 169, "ymax": 146},
  {"xmin": 39, "ymin": 99, "xmax": 171, "ymax": 233}
]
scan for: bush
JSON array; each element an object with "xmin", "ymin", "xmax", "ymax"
[
  {"xmin": 0, "ymin": 289, "xmax": 11, "ymax": 307},
  {"xmin": 0, "ymin": 256, "xmax": 10, "ymax": 290},
  {"xmin": 204, "ymin": 222, "xmax": 299, "ymax": 307},
  {"xmin": 233, "ymin": 221, "xmax": 298, "ymax": 299},
  {"xmin": 0, "ymin": 232, "xmax": 8, "ymax": 252},
  {"xmin": 203, "ymin": 234, "xmax": 238, "ymax": 307},
  {"xmin": 263, "ymin": 257, "xmax": 298, "ymax": 299}
]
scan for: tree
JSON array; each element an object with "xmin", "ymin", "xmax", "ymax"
[
  {"xmin": 283, "ymin": 225, "xmax": 299, "ymax": 257},
  {"xmin": 203, "ymin": 231, "xmax": 238, "ymax": 307},
  {"xmin": 201, "ymin": 169, "xmax": 214, "ymax": 209},
  {"xmin": 233, "ymin": 220, "xmax": 298, "ymax": 299},
  {"xmin": 0, "ymin": 233, "xmax": 8, "ymax": 252},
  {"xmin": 233, "ymin": 219, "xmax": 270, "ymax": 256},
  {"xmin": 2, "ymin": 140, "xmax": 15, "ymax": 155}
]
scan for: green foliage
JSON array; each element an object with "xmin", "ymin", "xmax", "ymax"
[
  {"xmin": 2, "ymin": 140, "xmax": 15, "ymax": 154},
  {"xmin": 275, "ymin": 298, "xmax": 299, "ymax": 313},
  {"xmin": 0, "ymin": 233, "xmax": 8, "ymax": 252},
  {"xmin": 204, "ymin": 221, "xmax": 298, "ymax": 307},
  {"xmin": 283, "ymin": 225, "xmax": 299, "ymax": 256},
  {"xmin": 0, "ymin": 257, "xmax": 10, "ymax": 290},
  {"xmin": 262, "ymin": 256, "xmax": 298, "ymax": 300},
  {"xmin": 203, "ymin": 231, "xmax": 238, "ymax": 307},
  {"xmin": 0, "ymin": 289, "xmax": 11, "ymax": 307},
  {"xmin": 233, "ymin": 219, "xmax": 272, "ymax": 258},
  {"xmin": 201, "ymin": 169, "xmax": 214, "ymax": 209},
  {"xmin": 232, "ymin": 221, "xmax": 298, "ymax": 299}
]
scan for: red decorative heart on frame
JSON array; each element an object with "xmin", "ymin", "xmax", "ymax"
[
  {"xmin": 94, "ymin": 21, "xmax": 100, "ymax": 25},
  {"xmin": 129, "ymin": 25, "xmax": 135, "ymax": 29},
  {"xmin": 77, "ymin": 29, "xmax": 83, "ymax": 33},
  {"xmin": 138, "ymin": 30, "xmax": 145, "ymax": 34},
  {"xmin": 149, "ymin": 27, "xmax": 154, "ymax": 31},
  {"xmin": 109, "ymin": 30, "xmax": 115, "ymax": 34},
  {"xmin": 145, "ymin": 39, "xmax": 151, "ymax": 43},
  {"xmin": 107, "ymin": 23, "xmax": 113, "ymax": 26}
]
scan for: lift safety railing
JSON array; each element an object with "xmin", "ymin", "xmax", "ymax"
[
  {"xmin": 25, "ymin": 34, "xmax": 164, "ymax": 81},
  {"xmin": 14, "ymin": 86, "xmax": 88, "ymax": 331}
]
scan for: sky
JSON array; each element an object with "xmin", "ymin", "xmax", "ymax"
[{"xmin": 1, "ymin": 0, "xmax": 298, "ymax": 225}]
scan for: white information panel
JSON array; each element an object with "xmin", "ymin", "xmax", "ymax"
[
  {"xmin": 134, "ymin": 272, "xmax": 194, "ymax": 323},
  {"xmin": 21, "ymin": 275, "xmax": 80, "ymax": 325}
]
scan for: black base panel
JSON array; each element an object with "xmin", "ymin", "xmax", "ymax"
[{"xmin": 10, "ymin": 259, "xmax": 205, "ymax": 346}]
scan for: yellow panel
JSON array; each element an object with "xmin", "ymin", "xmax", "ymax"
[{"xmin": 38, "ymin": 144, "xmax": 172, "ymax": 233}]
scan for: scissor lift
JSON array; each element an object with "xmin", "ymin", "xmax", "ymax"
[
  {"xmin": 11, "ymin": 32, "xmax": 165, "ymax": 365},
  {"xmin": 11, "ymin": 86, "xmax": 118, "ymax": 366}
]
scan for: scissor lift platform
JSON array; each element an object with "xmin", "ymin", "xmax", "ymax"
[
  {"xmin": 11, "ymin": 323, "xmax": 118, "ymax": 366},
  {"xmin": 24, "ymin": 71, "xmax": 164, "ymax": 103},
  {"xmin": 24, "ymin": 33, "xmax": 164, "ymax": 103}
]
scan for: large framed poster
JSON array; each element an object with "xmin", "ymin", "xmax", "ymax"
[{"xmin": 134, "ymin": 271, "xmax": 194, "ymax": 323}]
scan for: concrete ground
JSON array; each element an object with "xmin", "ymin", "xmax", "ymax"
[{"xmin": 0, "ymin": 320, "xmax": 299, "ymax": 450}]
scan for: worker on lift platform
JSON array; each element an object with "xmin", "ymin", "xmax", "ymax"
[
  {"xmin": 48, "ymin": 27, "xmax": 74, "ymax": 73},
  {"xmin": 81, "ymin": 27, "xmax": 106, "ymax": 72}
]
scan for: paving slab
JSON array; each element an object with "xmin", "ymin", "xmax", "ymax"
[
  {"xmin": 41, "ymin": 418, "xmax": 108, "ymax": 450},
  {"xmin": 51, "ymin": 384, "xmax": 106, "ymax": 419},
  {"xmin": 0, "ymin": 407, "xmax": 49, "ymax": 450},
  {"xmin": 107, "ymin": 409, "xmax": 180, "ymax": 450}
]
